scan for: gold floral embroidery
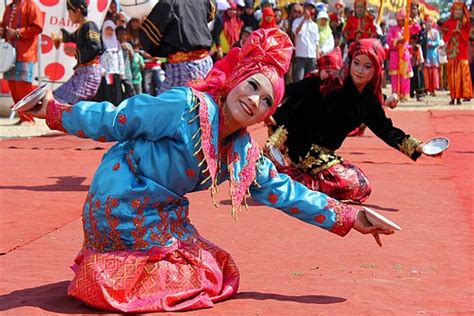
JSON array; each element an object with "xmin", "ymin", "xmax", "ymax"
[
  {"xmin": 82, "ymin": 193, "xmax": 197, "ymax": 251},
  {"xmin": 105, "ymin": 197, "xmax": 125, "ymax": 251},
  {"xmin": 267, "ymin": 125, "xmax": 288, "ymax": 148},
  {"xmin": 84, "ymin": 193, "xmax": 107, "ymax": 251},
  {"xmin": 325, "ymin": 198, "xmax": 357, "ymax": 237},
  {"xmin": 297, "ymin": 144, "xmax": 343, "ymax": 175},
  {"xmin": 131, "ymin": 197, "xmax": 151, "ymax": 250},
  {"xmin": 397, "ymin": 136, "xmax": 422, "ymax": 159}
]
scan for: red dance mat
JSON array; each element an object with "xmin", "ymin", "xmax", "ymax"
[{"xmin": 0, "ymin": 110, "xmax": 472, "ymax": 314}]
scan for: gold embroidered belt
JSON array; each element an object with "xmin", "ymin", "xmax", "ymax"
[
  {"xmin": 168, "ymin": 49, "xmax": 209, "ymax": 64},
  {"xmin": 296, "ymin": 144, "xmax": 343, "ymax": 175}
]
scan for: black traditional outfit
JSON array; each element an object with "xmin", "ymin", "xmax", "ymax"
[
  {"xmin": 268, "ymin": 40, "xmax": 422, "ymax": 203},
  {"xmin": 139, "ymin": 0, "xmax": 216, "ymax": 94},
  {"xmin": 53, "ymin": 0, "xmax": 102, "ymax": 104},
  {"xmin": 409, "ymin": 9, "xmax": 426, "ymax": 101}
]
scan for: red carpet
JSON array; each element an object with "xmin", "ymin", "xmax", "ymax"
[{"xmin": 0, "ymin": 110, "xmax": 472, "ymax": 314}]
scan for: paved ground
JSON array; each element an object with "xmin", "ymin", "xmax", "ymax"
[{"xmin": 0, "ymin": 90, "xmax": 473, "ymax": 315}]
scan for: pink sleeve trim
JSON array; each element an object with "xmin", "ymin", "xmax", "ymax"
[
  {"xmin": 45, "ymin": 99, "xmax": 72, "ymax": 132},
  {"xmin": 326, "ymin": 198, "xmax": 358, "ymax": 237}
]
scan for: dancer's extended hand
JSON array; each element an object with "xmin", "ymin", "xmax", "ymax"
[
  {"xmin": 353, "ymin": 210, "xmax": 394, "ymax": 247},
  {"xmin": 385, "ymin": 93, "xmax": 399, "ymax": 109},
  {"xmin": 24, "ymin": 88, "xmax": 54, "ymax": 119}
]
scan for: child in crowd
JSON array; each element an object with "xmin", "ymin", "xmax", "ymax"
[
  {"xmin": 95, "ymin": 20, "xmax": 125, "ymax": 105},
  {"xmin": 116, "ymin": 25, "xmax": 135, "ymax": 98},
  {"xmin": 438, "ymin": 37, "xmax": 448, "ymax": 91},
  {"xmin": 130, "ymin": 40, "xmax": 145, "ymax": 94}
]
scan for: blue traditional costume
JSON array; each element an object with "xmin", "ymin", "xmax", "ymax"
[{"xmin": 44, "ymin": 29, "xmax": 358, "ymax": 313}]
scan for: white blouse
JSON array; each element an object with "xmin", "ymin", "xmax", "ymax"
[{"xmin": 100, "ymin": 48, "xmax": 125, "ymax": 77}]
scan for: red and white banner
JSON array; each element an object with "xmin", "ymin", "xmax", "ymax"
[
  {"xmin": 1, "ymin": 0, "xmax": 110, "ymax": 93},
  {"xmin": 37, "ymin": 0, "xmax": 111, "ymax": 89}
]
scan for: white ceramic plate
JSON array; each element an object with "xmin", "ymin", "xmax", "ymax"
[
  {"xmin": 267, "ymin": 144, "xmax": 286, "ymax": 167},
  {"xmin": 11, "ymin": 83, "xmax": 49, "ymax": 112},
  {"xmin": 421, "ymin": 137, "xmax": 450, "ymax": 156},
  {"xmin": 363, "ymin": 206, "xmax": 402, "ymax": 231}
]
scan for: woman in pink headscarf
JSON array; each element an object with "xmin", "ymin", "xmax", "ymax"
[
  {"xmin": 387, "ymin": 9, "xmax": 414, "ymax": 101},
  {"xmin": 21, "ymin": 29, "xmax": 391, "ymax": 313}
]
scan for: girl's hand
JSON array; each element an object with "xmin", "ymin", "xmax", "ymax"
[
  {"xmin": 5, "ymin": 27, "xmax": 17, "ymax": 40},
  {"xmin": 385, "ymin": 93, "xmax": 399, "ymax": 109},
  {"xmin": 24, "ymin": 88, "xmax": 54, "ymax": 119},
  {"xmin": 353, "ymin": 210, "xmax": 394, "ymax": 247},
  {"xmin": 51, "ymin": 32, "xmax": 62, "ymax": 49}
]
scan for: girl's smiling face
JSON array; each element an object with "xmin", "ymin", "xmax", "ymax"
[{"xmin": 224, "ymin": 73, "xmax": 275, "ymax": 128}]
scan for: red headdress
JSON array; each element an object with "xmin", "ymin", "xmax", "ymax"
[
  {"xmin": 191, "ymin": 28, "xmax": 293, "ymax": 118},
  {"xmin": 348, "ymin": 39, "xmax": 385, "ymax": 104},
  {"xmin": 223, "ymin": 1, "xmax": 243, "ymax": 50},
  {"xmin": 353, "ymin": 0, "xmax": 369, "ymax": 18},
  {"xmin": 317, "ymin": 47, "xmax": 343, "ymax": 70},
  {"xmin": 329, "ymin": 12, "xmax": 339, "ymax": 23},
  {"xmin": 321, "ymin": 39, "xmax": 385, "ymax": 105},
  {"xmin": 260, "ymin": 7, "xmax": 276, "ymax": 29},
  {"xmin": 450, "ymin": 1, "xmax": 470, "ymax": 25}
]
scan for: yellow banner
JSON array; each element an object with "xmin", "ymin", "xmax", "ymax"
[
  {"xmin": 267, "ymin": 0, "xmax": 439, "ymax": 21},
  {"xmin": 368, "ymin": 0, "xmax": 440, "ymax": 20}
]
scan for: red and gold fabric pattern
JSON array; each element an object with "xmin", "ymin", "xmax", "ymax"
[
  {"xmin": 45, "ymin": 99, "xmax": 72, "ymax": 133},
  {"xmin": 68, "ymin": 237, "xmax": 240, "ymax": 313},
  {"xmin": 325, "ymin": 198, "xmax": 358, "ymax": 236}
]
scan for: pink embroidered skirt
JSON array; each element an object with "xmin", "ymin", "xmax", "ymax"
[
  {"xmin": 278, "ymin": 162, "xmax": 371, "ymax": 203},
  {"xmin": 68, "ymin": 236, "xmax": 240, "ymax": 313}
]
